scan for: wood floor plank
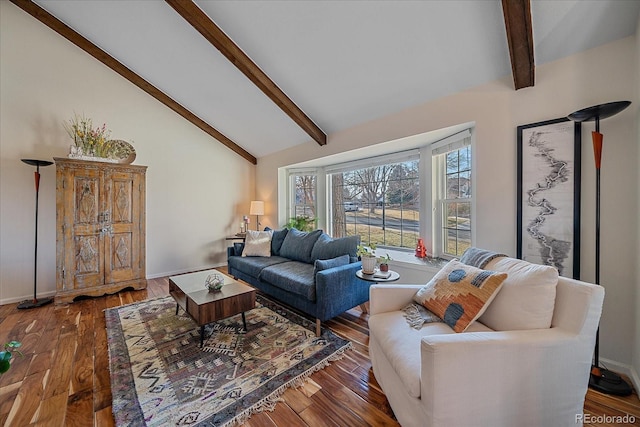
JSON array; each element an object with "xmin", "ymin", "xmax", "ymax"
[
  {"xmin": 34, "ymin": 392, "xmax": 67, "ymax": 427},
  {"xmin": 0, "ymin": 303, "xmax": 16, "ymax": 324},
  {"xmin": 0, "ymin": 346, "xmax": 31, "ymax": 388},
  {"xmin": 65, "ymin": 389, "xmax": 94, "ymax": 427},
  {"xmin": 0, "ymin": 381, "xmax": 22, "ymax": 426},
  {"xmin": 95, "ymin": 406, "xmax": 115, "ymax": 427},
  {"xmin": 586, "ymin": 388, "xmax": 640, "ymax": 417},
  {"xmin": 27, "ymin": 350, "xmax": 52, "ymax": 376},
  {"xmin": 263, "ymin": 400, "xmax": 308, "ymax": 427},
  {"xmin": 241, "ymin": 411, "xmax": 277, "ymax": 427},
  {"xmin": 42, "ymin": 331, "xmax": 77, "ymax": 400},
  {"xmin": 281, "ymin": 386, "xmax": 314, "ymax": 414},
  {"xmin": 308, "ymin": 387, "xmax": 366, "ymax": 427},
  {"xmin": 0, "ymin": 269, "xmax": 637, "ymax": 427},
  {"xmin": 313, "ymin": 369, "xmax": 400, "ymax": 427},
  {"xmin": 3, "ymin": 369, "xmax": 46, "ymax": 426},
  {"xmin": 298, "ymin": 404, "xmax": 342, "ymax": 427}
]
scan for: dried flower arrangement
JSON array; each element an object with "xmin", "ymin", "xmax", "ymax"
[{"xmin": 64, "ymin": 114, "xmax": 135, "ymax": 163}]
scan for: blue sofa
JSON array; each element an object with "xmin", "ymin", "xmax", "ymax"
[{"xmin": 227, "ymin": 228, "xmax": 371, "ymax": 335}]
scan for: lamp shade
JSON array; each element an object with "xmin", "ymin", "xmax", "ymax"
[{"xmin": 249, "ymin": 201, "xmax": 264, "ymax": 216}]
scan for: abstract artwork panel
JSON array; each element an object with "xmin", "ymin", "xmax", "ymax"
[{"xmin": 517, "ymin": 118, "xmax": 581, "ymax": 279}]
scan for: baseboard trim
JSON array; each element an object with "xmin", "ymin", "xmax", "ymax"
[
  {"xmin": 599, "ymin": 357, "xmax": 640, "ymax": 394},
  {"xmin": 0, "ymin": 264, "xmax": 228, "ymax": 306},
  {"xmin": 630, "ymin": 366, "xmax": 640, "ymax": 398},
  {"xmin": 0, "ymin": 290, "xmax": 56, "ymax": 306}
]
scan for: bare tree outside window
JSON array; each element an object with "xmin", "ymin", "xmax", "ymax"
[
  {"xmin": 332, "ymin": 174, "xmax": 346, "ymax": 237},
  {"xmin": 293, "ymin": 175, "xmax": 316, "ymax": 219},
  {"xmin": 331, "ymin": 160, "xmax": 419, "ymax": 249}
]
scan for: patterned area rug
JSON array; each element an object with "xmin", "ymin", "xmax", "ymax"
[{"xmin": 105, "ymin": 295, "xmax": 352, "ymax": 426}]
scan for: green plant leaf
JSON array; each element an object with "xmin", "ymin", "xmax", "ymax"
[
  {"xmin": 0, "ymin": 359, "xmax": 10, "ymax": 374},
  {"xmin": 0, "ymin": 351, "xmax": 11, "ymax": 363},
  {"xmin": 6, "ymin": 341, "xmax": 21, "ymax": 349}
]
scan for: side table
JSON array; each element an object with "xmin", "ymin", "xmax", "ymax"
[{"xmin": 356, "ymin": 269, "xmax": 400, "ymax": 284}]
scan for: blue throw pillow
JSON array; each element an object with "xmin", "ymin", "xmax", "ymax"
[
  {"xmin": 279, "ymin": 228, "xmax": 323, "ymax": 263},
  {"xmin": 314, "ymin": 254, "xmax": 350, "ymax": 277},
  {"xmin": 268, "ymin": 228, "xmax": 288, "ymax": 256},
  {"xmin": 310, "ymin": 234, "xmax": 360, "ymax": 261},
  {"xmin": 233, "ymin": 242, "xmax": 244, "ymax": 256}
]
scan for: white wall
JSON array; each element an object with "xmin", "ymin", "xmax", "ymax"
[
  {"xmin": 0, "ymin": 2, "xmax": 255, "ymax": 304},
  {"xmin": 258, "ymin": 37, "xmax": 639, "ymax": 370}
]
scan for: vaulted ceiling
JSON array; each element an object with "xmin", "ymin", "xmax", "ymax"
[{"xmin": 13, "ymin": 0, "xmax": 640, "ymax": 162}]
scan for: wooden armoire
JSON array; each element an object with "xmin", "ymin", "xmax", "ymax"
[{"xmin": 55, "ymin": 158, "xmax": 147, "ymax": 303}]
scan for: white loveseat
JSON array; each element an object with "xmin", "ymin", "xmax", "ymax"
[{"xmin": 369, "ymin": 261, "xmax": 605, "ymax": 427}]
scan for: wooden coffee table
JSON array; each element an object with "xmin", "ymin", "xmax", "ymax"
[{"xmin": 169, "ymin": 270, "xmax": 256, "ymax": 347}]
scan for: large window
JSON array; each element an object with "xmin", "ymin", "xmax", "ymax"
[
  {"xmin": 433, "ymin": 133, "xmax": 472, "ymax": 257},
  {"xmin": 290, "ymin": 173, "xmax": 316, "ymax": 219},
  {"xmin": 329, "ymin": 159, "xmax": 419, "ymax": 249},
  {"xmin": 439, "ymin": 147, "xmax": 472, "ymax": 256},
  {"xmin": 284, "ymin": 128, "xmax": 473, "ymax": 258}
]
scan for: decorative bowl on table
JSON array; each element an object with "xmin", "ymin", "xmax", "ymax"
[{"xmin": 205, "ymin": 273, "xmax": 225, "ymax": 292}]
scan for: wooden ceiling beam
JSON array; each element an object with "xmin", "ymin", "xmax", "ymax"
[
  {"xmin": 10, "ymin": 0, "xmax": 257, "ymax": 165},
  {"xmin": 166, "ymin": 0, "xmax": 327, "ymax": 147},
  {"xmin": 501, "ymin": 0, "xmax": 535, "ymax": 90}
]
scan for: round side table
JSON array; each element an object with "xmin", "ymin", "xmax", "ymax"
[{"xmin": 356, "ymin": 269, "xmax": 400, "ymax": 284}]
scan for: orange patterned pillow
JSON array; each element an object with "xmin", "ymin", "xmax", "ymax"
[{"xmin": 413, "ymin": 260, "xmax": 507, "ymax": 332}]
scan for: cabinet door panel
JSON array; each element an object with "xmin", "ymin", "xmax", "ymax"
[
  {"xmin": 67, "ymin": 170, "xmax": 104, "ymax": 289},
  {"xmin": 73, "ymin": 234, "xmax": 103, "ymax": 288},
  {"xmin": 108, "ymin": 232, "xmax": 134, "ymax": 282},
  {"xmin": 105, "ymin": 171, "xmax": 142, "ymax": 283},
  {"xmin": 111, "ymin": 178, "xmax": 132, "ymax": 224}
]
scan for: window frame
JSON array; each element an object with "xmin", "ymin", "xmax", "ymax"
[
  {"xmin": 282, "ymin": 128, "xmax": 475, "ymax": 258},
  {"xmin": 432, "ymin": 136, "xmax": 473, "ymax": 259},
  {"xmin": 288, "ymin": 169, "xmax": 319, "ymax": 223}
]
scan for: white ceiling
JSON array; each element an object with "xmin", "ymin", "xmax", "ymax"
[{"xmin": 33, "ymin": 0, "xmax": 640, "ymax": 159}]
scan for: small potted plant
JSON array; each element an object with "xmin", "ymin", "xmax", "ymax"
[
  {"xmin": 357, "ymin": 244, "xmax": 377, "ymax": 274},
  {"xmin": 377, "ymin": 253, "xmax": 392, "ymax": 272},
  {"xmin": 284, "ymin": 215, "xmax": 316, "ymax": 232}
]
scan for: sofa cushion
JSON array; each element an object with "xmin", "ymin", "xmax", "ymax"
[
  {"xmin": 478, "ymin": 256, "xmax": 558, "ymax": 330},
  {"xmin": 259, "ymin": 261, "xmax": 317, "ymax": 301},
  {"xmin": 242, "ymin": 230, "xmax": 273, "ymax": 257},
  {"xmin": 413, "ymin": 259, "xmax": 507, "ymax": 333},
  {"xmin": 228, "ymin": 255, "xmax": 290, "ymax": 279},
  {"xmin": 310, "ymin": 234, "xmax": 360, "ymax": 261},
  {"xmin": 279, "ymin": 228, "xmax": 323, "ymax": 264},
  {"xmin": 314, "ymin": 254, "xmax": 350, "ymax": 277},
  {"xmin": 369, "ymin": 310, "xmax": 493, "ymax": 398}
]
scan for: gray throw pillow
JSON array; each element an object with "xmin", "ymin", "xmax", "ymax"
[
  {"xmin": 311, "ymin": 234, "xmax": 360, "ymax": 261},
  {"xmin": 314, "ymin": 254, "xmax": 350, "ymax": 276},
  {"xmin": 279, "ymin": 228, "xmax": 323, "ymax": 264}
]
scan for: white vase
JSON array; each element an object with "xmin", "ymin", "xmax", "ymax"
[{"xmin": 361, "ymin": 256, "xmax": 377, "ymax": 274}]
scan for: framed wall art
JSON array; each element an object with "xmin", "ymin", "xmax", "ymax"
[{"xmin": 517, "ymin": 117, "xmax": 581, "ymax": 279}]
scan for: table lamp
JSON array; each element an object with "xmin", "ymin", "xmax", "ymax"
[{"xmin": 249, "ymin": 201, "xmax": 264, "ymax": 231}]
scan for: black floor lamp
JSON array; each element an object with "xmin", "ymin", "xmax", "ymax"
[
  {"xmin": 18, "ymin": 159, "xmax": 54, "ymax": 310},
  {"xmin": 567, "ymin": 101, "xmax": 632, "ymax": 396}
]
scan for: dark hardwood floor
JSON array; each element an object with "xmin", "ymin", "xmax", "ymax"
[{"xmin": 0, "ymin": 269, "xmax": 638, "ymax": 426}]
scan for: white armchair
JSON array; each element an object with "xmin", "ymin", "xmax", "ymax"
[{"xmin": 368, "ymin": 276, "xmax": 604, "ymax": 427}]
